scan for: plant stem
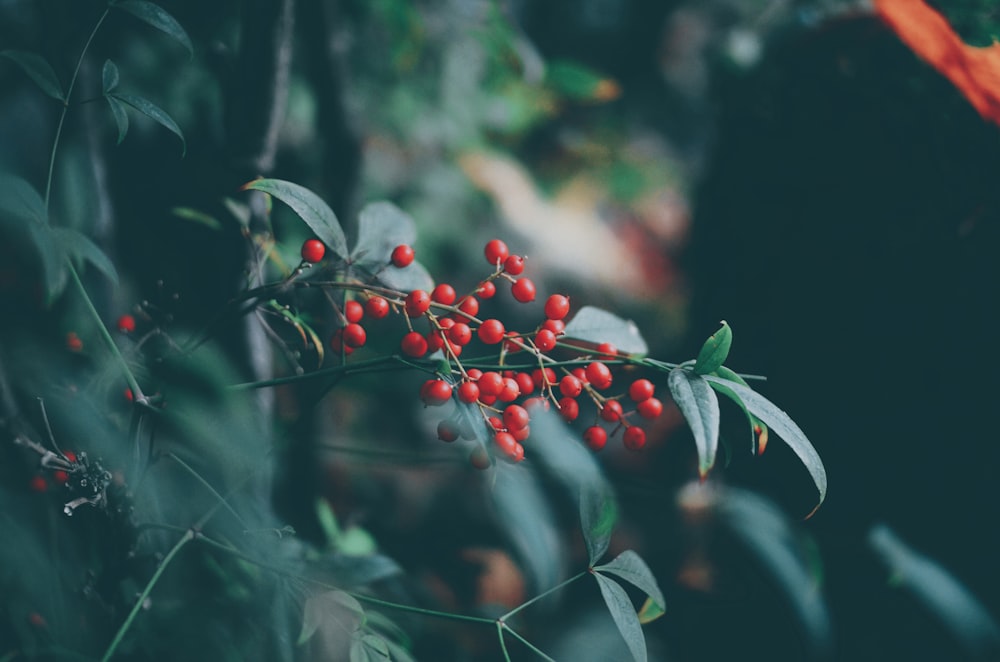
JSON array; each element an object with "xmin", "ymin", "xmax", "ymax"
[
  {"xmin": 500, "ymin": 570, "xmax": 588, "ymax": 620},
  {"xmin": 167, "ymin": 452, "xmax": 248, "ymax": 528},
  {"xmin": 501, "ymin": 624, "xmax": 557, "ymax": 662},
  {"xmin": 497, "ymin": 621, "xmax": 513, "ymax": 662},
  {"xmin": 100, "ymin": 529, "xmax": 194, "ymax": 662}
]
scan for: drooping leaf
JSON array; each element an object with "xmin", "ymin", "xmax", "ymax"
[
  {"xmin": 563, "ymin": 306, "xmax": 648, "ymax": 356},
  {"xmin": 594, "ymin": 550, "xmax": 665, "ymax": 612},
  {"xmin": 242, "ymin": 179, "xmax": 347, "ymax": 258},
  {"xmin": 114, "ymin": 0, "xmax": 194, "ymax": 57},
  {"xmin": 111, "ymin": 93, "xmax": 185, "ymax": 155},
  {"xmin": 709, "ymin": 365, "xmax": 769, "ymax": 454},
  {"xmin": 637, "ymin": 596, "xmax": 665, "ymax": 625},
  {"xmin": 375, "ymin": 259, "xmax": 434, "ymax": 293},
  {"xmin": 1, "ymin": 50, "xmax": 64, "ymax": 101},
  {"xmin": 693, "ymin": 320, "xmax": 732, "ymax": 375},
  {"xmin": 104, "ymin": 95, "xmax": 130, "ymax": 144},
  {"xmin": 715, "ymin": 487, "xmax": 833, "ymax": 658},
  {"xmin": 580, "ymin": 482, "xmax": 617, "ymax": 566},
  {"xmin": 869, "ymin": 525, "xmax": 1000, "ymax": 658},
  {"xmin": 702, "ymin": 375, "xmax": 826, "ymax": 517},
  {"xmin": 351, "ymin": 201, "xmax": 417, "ymax": 266},
  {"xmin": 52, "ymin": 228, "xmax": 119, "ymax": 286},
  {"xmin": 102, "ymin": 59, "xmax": 119, "ymax": 94},
  {"xmin": 594, "ymin": 573, "xmax": 647, "ymax": 662},
  {"xmin": 668, "ymin": 368, "xmax": 720, "ymax": 478},
  {"xmin": 0, "ymin": 174, "xmax": 48, "ymax": 225},
  {"xmin": 298, "ymin": 590, "xmax": 364, "ymax": 646},
  {"xmin": 350, "ymin": 633, "xmax": 392, "ymax": 662}
]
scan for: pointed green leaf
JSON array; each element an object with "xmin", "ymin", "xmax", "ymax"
[
  {"xmin": 637, "ymin": 596, "xmax": 665, "ymax": 625},
  {"xmin": 52, "ymin": 228, "xmax": 119, "ymax": 286},
  {"xmin": 869, "ymin": 525, "xmax": 1000, "ymax": 657},
  {"xmin": 594, "ymin": 573, "xmax": 647, "ymax": 662},
  {"xmin": 580, "ymin": 481, "xmax": 618, "ymax": 566},
  {"xmin": 594, "ymin": 550, "xmax": 665, "ymax": 611},
  {"xmin": 0, "ymin": 174, "xmax": 47, "ymax": 225},
  {"xmin": 114, "ymin": 0, "xmax": 193, "ymax": 57},
  {"xmin": 694, "ymin": 320, "xmax": 732, "ymax": 375},
  {"xmin": 112, "ymin": 93, "xmax": 185, "ymax": 155},
  {"xmin": 102, "ymin": 59, "xmax": 119, "ymax": 93},
  {"xmin": 350, "ymin": 633, "xmax": 392, "ymax": 662},
  {"xmin": 1, "ymin": 50, "xmax": 64, "ymax": 101},
  {"xmin": 709, "ymin": 365, "xmax": 768, "ymax": 454},
  {"xmin": 703, "ymin": 375, "xmax": 826, "ymax": 516},
  {"xmin": 104, "ymin": 94, "xmax": 129, "ymax": 144},
  {"xmin": 563, "ymin": 306, "xmax": 648, "ymax": 356},
  {"xmin": 668, "ymin": 368, "xmax": 720, "ymax": 478},
  {"xmin": 298, "ymin": 590, "xmax": 364, "ymax": 646},
  {"xmin": 242, "ymin": 179, "xmax": 347, "ymax": 258},
  {"xmin": 171, "ymin": 206, "xmax": 222, "ymax": 231}
]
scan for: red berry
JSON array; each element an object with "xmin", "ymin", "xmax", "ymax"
[
  {"xmin": 498, "ymin": 378, "xmax": 520, "ymax": 402},
  {"xmin": 597, "ymin": 342, "xmax": 618, "ymax": 357},
  {"xmin": 478, "ymin": 319, "xmax": 505, "ymax": 344},
  {"xmin": 623, "ymin": 426, "xmax": 647, "ymax": 450},
  {"xmin": 494, "ymin": 431, "xmax": 517, "ymax": 455},
  {"xmin": 503, "ymin": 404, "xmax": 530, "ymax": 431},
  {"xmin": 559, "ymin": 375, "xmax": 583, "ymax": 398},
  {"xmin": 63, "ymin": 451, "xmax": 77, "ymax": 463},
  {"xmin": 117, "ymin": 314, "xmax": 136, "ymax": 334},
  {"xmin": 301, "ymin": 238, "xmax": 326, "ymax": 263},
  {"xmin": 365, "ymin": 296, "xmax": 390, "ymax": 319},
  {"xmin": 66, "ymin": 332, "xmax": 83, "ymax": 352},
  {"xmin": 431, "ymin": 283, "xmax": 457, "ymax": 305},
  {"xmin": 477, "ymin": 281, "xmax": 497, "ymax": 299},
  {"xmin": 341, "ymin": 323, "xmax": 367, "ymax": 348},
  {"xmin": 466, "ymin": 368, "xmax": 483, "ymax": 380},
  {"xmin": 488, "ymin": 416, "xmax": 504, "ymax": 431},
  {"xmin": 628, "ymin": 379, "xmax": 655, "ymax": 402},
  {"xmin": 457, "ymin": 381, "xmax": 480, "ymax": 404},
  {"xmin": 511, "ymin": 425, "xmax": 530, "ymax": 442},
  {"xmin": 484, "ymin": 239, "xmax": 509, "ymax": 266},
  {"xmin": 391, "ymin": 244, "xmax": 415, "ymax": 268},
  {"xmin": 585, "ymin": 361, "xmax": 613, "ymax": 389},
  {"xmin": 637, "ymin": 397, "xmax": 663, "ymax": 419},
  {"xmin": 584, "ymin": 426, "xmax": 608, "ymax": 451},
  {"xmin": 503, "ymin": 333, "xmax": 523, "ymax": 353},
  {"xmin": 572, "ymin": 367, "xmax": 588, "ymax": 383},
  {"xmin": 600, "ymin": 399, "xmax": 624, "ymax": 422},
  {"xmin": 509, "ymin": 442, "xmax": 525, "ymax": 462},
  {"xmin": 532, "ymin": 367, "xmax": 557, "ymax": 387},
  {"xmin": 344, "ymin": 300, "xmax": 364, "ymax": 323},
  {"xmin": 524, "ymin": 397, "xmax": 550, "ymax": 412},
  {"xmin": 426, "ymin": 330, "xmax": 445, "ymax": 353},
  {"xmin": 504, "ymin": 255, "xmax": 525, "ymax": 275},
  {"xmin": 404, "ymin": 290, "xmax": 431, "ymax": 317},
  {"xmin": 448, "ymin": 322, "xmax": 472, "ymax": 346},
  {"xmin": 541, "ymin": 318, "xmax": 565, "ymax": 335},
  {"xmin": 329, "ymin": 329, "xmax": 356, "ymax": 355},
  {"xmin": 457, "ymin": 296, "xmax": 479, "ymax": 317},
  {"xmin": 514, "ymin": 372, "xmax": 535, "ymax": 395},
  {"xmin": 437, "ymin": 420, "xmax": 460, "ymax": 442},
  {"xmin": 29, "ymin": 475, "xmax": 47, "ymax": 492},
  {"xmin": 400, "ymin": 331, "xmax": 428, "ymax": 357},
  {"xmin": 53, "ymin": 470, "xmax": 69, "ymax": 484},
  {"xmin": 511, "ymin": 278, "xmax": 536, "ymax": 303},
  {"xmin": 535, "ymin": 329, "xmax": 557, "ymax": 352},
  {"xmin": 470, "ymin": 446, "xmax": 492, "ymax": 470},
  {"xmin": 558, "ymin": 397, "xmax": 579, "ymax": 422},
  {"xmin": 421, "ymin": 379, "xmax": 453, "ymax": 406},
  {"xmin": 477, "ymin": 371, "xmax": 504, "ymax": 397},
  {"xmin": 544, "ymin": 294, "xmax": 570, "ymax": 321}
]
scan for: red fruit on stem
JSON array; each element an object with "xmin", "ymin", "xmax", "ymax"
[
  {"xmin": 341, "ymin": 323, "xmax": 367, "ymax": 348},
  {"xmin": 628, "ymin": 379, "xmax": 655, "ymax": 402},
  {"xmin": 623, "ymin": 426, "xmax": 647, "ymax": 450},
  {"xmin": 437, "ymin": 420, "xmax": 460, "ymax": 442},
  {"xmin": 29, "ymin": 475, "xmax": 47, "ymax": 493},
  {"xmin": 541, "ymin": 318, "xmax": 565, "ymax": 335},
  {"xmin": 600, "ymin": 399, "xmax": 624, "ymax": 422},
  {"xmin": 494, "ymin": 431, "xmax": 517, "ymax": 454},
  {"xmin": 431, "ymin": 283, "xmax": 457, "ymax": 305},
  {"xmin": 511, "ymin": 425, "xmax": 530, "ymax": 442},
  {"xmin": 53, "ymin": 470, "xmax": 69, "ymax": 484},
  {"xmin": 503, "ymin": 404, "xmax": 530, "ymax": 431},
  {"xmin": 584, "ymin": 426, "xmax": 608, "ymax": 451},
  {"xmin": 344, "ymin": 300, "xmax": 364, "ymax": 323},
  {"xmin": 511, "ymin": 278, "xmax": 536, "ymax": 303},
  {"xmin": 544, "ymin": 294, "xmax": 570, "ymax": 321},
  {"xmin": 421, "ymin": 379, "xmax": 453, "ymax": 406},
  {"xmin": 637, "ymin": 397, "xmax": 663, "ymax": 419},
  {"xmin": 478, "ymin": 319, "xmax": 505, "ymax": 344},
  {"xmin": 514, "ymin": 372, "xmax": 535, "ymax": 395},
  {"xmin": 503, "ymin": 255, "xmax": 525, "ymax": 275},
  {"xmin": 365, "ymin": 296, "xmax": 390, "ymax": 319},
  {"xmin": 597, "ymin": 342, "xmax": 618, "ymax": 357},
  {"xmin": 457, "ymin": 296, "xmax": 479, "ymax": 317},
  {"xmin": 558, "ymin": 397, "xmax": 579, "ymax": 421},
  {"xmin": 477, "ymin": 280, "xmax": 497, "ymax": 299},
  {"xmin": 117, "ymin": 314, "xmax": 136, "ymax": 334},
  {"xmin": 484, "ymin": 239, "xmax": 509, "ymax": 266},
  {"xmin": 477, "ymin": 371, "xmax": 504, "ymax": 397},
  {"xmin": 560, "ymin": 375, "xmax": 583, "ymax": 398},
  {"xmin": 457, "ymin": 381, "xmax": 480, "ymax": 403},
  {"xmin": 585, "ymin": 361, "xmax": 613, "ymax": 389},
  {"xmin": 535, "ymin": 329, "xmax": 556, "ymax": 352},
  {"xmin": 498, "ymin": 378, "xmax": 520, "ymax": 402},
  {"xmin": 404, "ymin": 290, "xmax": 431, "ymax": 317},
  {"xmin": 301, "ymin": 238, "xmax": 326, "ymax": 263},
  {"xmin": 509, "ymin": 442, "xmax": 525, "ymax": 462},
  {"xmin": 448, "ymin": 322, "xmax": 472, "ymax": 346},
  {"xmin": 391, "ymin": 244, "xmax": 415, "ymax": 268},
  {"xmin": 400, "ymin": 331, "xmax": 428, "ymax": 357}
]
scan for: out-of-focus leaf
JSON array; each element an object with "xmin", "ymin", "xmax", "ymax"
[
  {"xmin": 637, "ymin": 596, "xmax": 665, "ymax": 625},
  {"xmin": 311, "ymin": 552, "xmax": 403, "ymax": 589},
  {"xmin": 104, "ymin": 94, "xmax": 130, "ymax": 144},
  {"xmin": 703, "ymin": 376, "xmax": 826, "ymax": 517},
  {"xmin": 298, "ymin": 590, "xmax": 364, "ymax": 646},
  {"xmin": 242, "ymin": 179, "xmax": 347, "ymax": 258},
  {"xmin": 668, "ymin": 368, "xmax": 720, "ymax": 479},
  {"xmin": 594, "ymin": 550, "xmax": 665, "ymax": 611},
  {"xmin": 350, "ymin": 633, "xmax": 391, "ymax": 662},
  {"xmin": 114, "ymin": 0, "xmax": 193, "ymax": 57},
  {"xmin": 375, "ymin": 259, "xmax": 434, "ymax": 293},
  {"xmin": 545, "ymin": 59, "xmax": 620, "ymax": 102},
  {"xmin": 869, "ymin": 525, "xmax": 1000, "ymax": 659},
  {"xmin": 0, "ymin": 174, "xmax": 47, "ymax": 225},
  {"xmin": 52, "ymin": 227, "xmax": 119, "ymax": 286},
  {"xmin": 171, "ymin": 206, "xmax": 222, "ymax": 231},
  {"xmin": 713, "ymin": 486, "xmax": 833, "ymax": 658},
  {"xmin": 26, "ymin": 222, "xmax": 64, "ymax": 299},
  {"xmin": 339, "ymin": 526, "xmax": 377, "ymax": 557},
  {"xmin": 111, "ymin": 93, "xmax": 185, "ymax": 155},
  {"xmin": 594, "ymin": 572, "xmax": 646, "ymax": 662},
  {"xmin": 694, "ymin": 320, "xmax": 732, "ymax": 375},
  {"xmin": 102, "ymin": 59, "xmax": 119, "ymax": 94},
  {"xmin": 351, "ymin": 201, "xmax": 417, "ymax": 266},
  {"xmin": 1, "ymin": 50, "xmax": 64, "ymax": 101},
  {"xmin": 563, "ymin": 306, "xmax": 648, "ymax": 356}
]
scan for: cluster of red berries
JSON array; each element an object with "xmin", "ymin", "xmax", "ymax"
[{"xmin": 300, "ymin": 236, "xmax": 666, "ymax": 465}]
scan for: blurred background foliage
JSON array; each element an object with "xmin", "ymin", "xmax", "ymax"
[{"xmin": 3, "ymin": 0, "xmax": 1000, "ymax": 660}]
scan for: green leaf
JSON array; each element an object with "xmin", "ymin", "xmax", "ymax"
[
  {"xmin": 101, "ymin": 59, "xmax": 119, "ymax": 93},
  {"xmin": 563, "ymin": 306, "xmax": 649, "ymax": 356},
  {"xmin": 350, "ymin": 633, "xmax": 392, "ymax": 662},
  {"xmin": 594, "ymin": 550, "xmax": 665, "ymax": 612},
  {"xmin": 668, "ymin": 368, "xmax": 720, "ymax": 478},
  {"xmin": 0, "ymin": 174, "xmax": 47, "ymax": 225},
  {"xmin": 52, "ymin": 228, "xmax": 119, "ymax": 286},
  {"xmin": 114, "ymin": 0, "xmax": 194, "ymax": 57},
  {"xmin": 351, "ymin": 201, "xmax": 417, "ymax": 265},
  {"xmin": 869, "ymin": 525, "xmax": 1000, "ymax": 658},
  {"xmin": 339, "ymin": 526, "xmax": 377, "ymax": 557},
  {"xmin": 27, "ymin": 223, "xmax": 65, "ymax": 300},
  {"xmin": 104, "ymin": 95, "xmax": 130, "ymax": 144},
  {"xmin": 637, "ymin": 596, "xmax": 665, "ymax": 625},
  {"xmin": 171, "ymin": 206, "xmax": 222, "ymax": 231},
  {"xmin": 111, "ymin": 93, "xmax": 185, "ymax": 155},
  {"xmin": 594, "ymin": 572, "xmax": 647, "ymax": 662},
  {"xmin": 242, "ymin": 179, "xmax": 347, "ymax": 258},
  {"xmin": 545, "ymin": 59, "xmax": 619, "ymax": 101},
  {"xmin": 693, "ymin": 320, "xmax": 732, "ymax": 375},
  {"xmin": 580, "ymin": 482, "xmax": 617, "ymax": 566},
  {"xmin": 702, "ymin": 376, "xmax": 827, "ymax": 517},
  {"xmin": 375, "ymin": 259, "xmax": 434, "ymax": 293},
  {"xmin": 315, "ymin": 498, "xmax": 342, "ymax": 549},
  {"xmin": 709, "ymin": 366, "xmax": 768, "ymax": 455},
  {"xmin": 298, "ymin": 590, "xmax": 364, "ymax": 646},
  {"xmin": 1, "ymin": 50, "xmax": 64, "ymax": 101}
]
